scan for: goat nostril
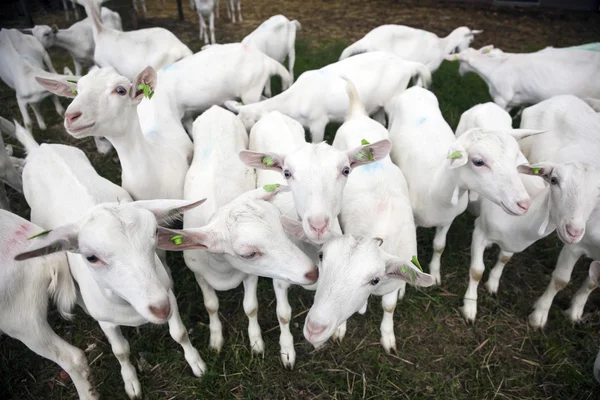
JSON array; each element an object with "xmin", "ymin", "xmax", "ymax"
[
  {"xmin": 65, "ymin": 111, "xmax": 82, "ymax": 123},
  {"xmin": 305, "ymin": 268, "xmax": 319, "ymax": 283},
  {"xmin": 517, "ymin": 199, "xmax": 530, "ymax": 212},
  {"xmin": 566, "ymin": 225, "xmax": 584, "ymax": 238},
  {"xmin": 308, "ymin": 217, "xmax": 330, "ymax": 233},
  {"xmin": 307, "ymin": 320, "xmax": 326, "ymax": 335},
  {"xmin": 149, "ymin": 302, "xmax": 171, "ymax": 320}
]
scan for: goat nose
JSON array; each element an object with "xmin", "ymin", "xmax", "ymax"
[
  {"xmin": 516, "ymin": 198, "xmax": 531, "ymax": 213},
  {"xmin": 305, "ymin": 267, "xmax": 319, "ymax": 283},
  {"xmin": 65, "ymin": 111, "xmax": 82, "ymax": 124},
  {"xmin": 306, "ymin": 319, "xmax": 327, "ymax": 336},
  {"xmin": 308, "ymin": 216, "xmax": 329, "ymax": 234},
  {"xmin": 149, "ymin": 301, "xmax": 171, "ymax": 320},
  {"xmin": 566, "ymin": 224, "xmax": 584, "ymax": 239}
]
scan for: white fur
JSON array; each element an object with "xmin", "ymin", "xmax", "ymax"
[
  {"xmin": 448, "ymin": 45, "xmax": 600, "ymax": 111},
  {"xmin": 340, "ymin": 25, "xmax": 482, "ymax": 72},
  {"xmin": 385, "ymin": 87, "xmax": 539, "ymax": 284},
  {"xmin": 226, "ymin": 51, "xmax": 431, "ymax": 143}
]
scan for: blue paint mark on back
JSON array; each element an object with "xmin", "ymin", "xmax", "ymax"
[
  {"xmin": 415, "ymin": 116, "xmax": 428, "ymax": 126},
  {"xmin": 356, "ymin": 160, "xmax": 384, "ymax": 174},
  {"xmin": 196, "ymin": 146, "xmax": 212, "ymax": 160},
  {"xmin": 161, "ymin": 63, "xmax": 175, "ymax": 71}
]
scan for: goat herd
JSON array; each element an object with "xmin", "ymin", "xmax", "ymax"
[{"xmin": 1, "ymin": 0, "xmax": 600, "ymax": 398}]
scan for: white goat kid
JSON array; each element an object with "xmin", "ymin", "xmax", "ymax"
[
  {"xmin": 227, "ymin": 51, "xmax": 432, "ymax": 143},
  {"xmin": 340, "ymin": 25, "xmax": 482, "ymax": 72},
  {"xmin": 303, "ymin": 235, "xmax": 435, "ymax": 350},
  {"xmin": 37, "ymin": 66, "xmax": 190, "ymax": 201},
  {"xmin": 29, "ymin": 7, "xmax": 123, "ymax": 76},
  {"xmin": 194, "ymin": 0, "xmax": 216, "ymax": 43},
  {"xmin": 137, "ymin": 43, "xmax": 291, "ymax": 144},
  {"xmin": 242, "ymin": 15, "xmax": 302, "ymax": 96},
  {"xmin": 12, "ymin": 122, "xmax": 206, "ymax": 399},
  {"xmin": 0, "ymin": 29, "xmax": 66, "ymax": 131},
  {"xmin": 328, "ymin": 79, "xmax": 427, "ymax": 353},
  {"xmin": 446, "ymin": 45, "xmax": 600, "ymax": 111},
  {"xmin": 385, "ymin": 87, "xmax": 540, "ymax": 284},
  {"xmin": 519, "ymin": 95, "xmax": 600, "ymax": 328},
  {"xmin": 79, "ymin": 0, "xmax": 192, "ymax": 81},
  {"xmin": 172, "ymin": 107, "xmax": 317, "ymax": 354},
  {"xmin": 1, "ymin": 210, "xmax": 96, "ymax": 399}
]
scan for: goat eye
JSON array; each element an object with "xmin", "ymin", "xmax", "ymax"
[
  {"xmin": 283, "ymin": 170, "xmax": 292, "ymax": 179},
  {"xmin": 115, "ymin": 86, "xmax": 127, "ymax": 96},
  {"xmin": 86, "ymin": 255, "xmax": 99, "ymax": 263},
  {"xmin": 342, "ymin": 166, "xmax": 351, "ymax": 176},
  {"xmin": 241, "ymin": 252, "xmax": 257, "ymax": 260},
  {"xmin": 472, "ymin": 159, "xmax": 485, "ymax": 167},
  {"xmin": 318, "ymin": 252, "xmax": 323, "ymax": 262},
  {"xmin": 550, "ymin": 177, "xmax": 559, "ymax": 185},
  {"xmin": 369, "ymin": 277, "xmax": 380, "ymax": 286}
]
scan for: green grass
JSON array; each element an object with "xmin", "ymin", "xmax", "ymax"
[{"xmin": 1, "ymin": 7, "xmax": 600, "ymax": 400}]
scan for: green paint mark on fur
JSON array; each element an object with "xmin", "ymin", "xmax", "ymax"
[
  {"xmin": 262, "ymin": 156, "xmax": 275, "ymax": 167},
  {"xmin": 361, "ymin": 139, "xmax": 370, "ymax": 145},
  {"xmin": 447, "ymin": 151, "xmax": 462, "ymax": 160},
  {"xmin": 28, "ymin": 230, "xmax": 51, "ymax": 240},
  {"xmin": 411, "ymin": 255, "xmax": 423, "ymax": 272},
  {"xmin": 170, "ymin": 235, "xmax": 184, "ymax": 246},
  {"xmin": 263, "ymin": 183, "xmax": 280, "ymax": 192},
  {"xmin": 67, "ymin": 79, "xmax": 77, "ymax": 83},
  {"xmin": 532, "ymin": 167, "xmax": 541, "ymax": 175},
  {"xmin": 137, "ymin": 83, "xmax": 154, "ymax": 100}
]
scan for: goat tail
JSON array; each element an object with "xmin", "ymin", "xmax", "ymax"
[
  {"xmin": 339, "ymin": 41, "xmax": 369, "ymax": 60},
  {"xmin": 339, "ymin": 75, "xmax": 366, "ymax": 121},
  {"xmin": 412, "ymin": 62, "xmax": 432, "ymax": 89},
  {"xmin": 48, "ymin": 256, "xmax": 77, "ymax": 320},
  {"xmin": 291, "ymin": 20, "xmax": 301, "ymax": 31},
  {"xmin": 268, "ymin": 58, "xmax": 292, "ymax": 91},
  {"xmin": 1, "ymin": 118, "xmax": 40, "ymax": 154}
]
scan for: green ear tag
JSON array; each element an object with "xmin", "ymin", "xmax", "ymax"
[
  {"xmin": 262, "ymin": 156, "xmax": 275, "ymax": 167},
  {"xmin": 71, "ymin": 89, "xmax": 77, "ymax": 95},
  {"xmin": 263, "ymin": 183, "xmax": 280, "ymax": 192},
  {"xmin": 532, "ymin": 167, "xmax": 541, "ymax": 175},
  {"xmin": 483, "ymin": 49, "xmax": 490, "ymax": 54},
  {"xmin": 447, "ymin": 151, "xmax": 462, "ymax": 160},
  {"xmin": 137, "ymin": 83, "xmax": 154, "ymax": 100},
  {"xmin": 169, "ymin": 235, "xmax": 184, "ymax": 246},
  {"xmin": 356, "ymin": 149, "xmax": 374, "ymax": 161},
  {"xmin": 67, "ymin": 79, "xmax": 77, "ymax": 83},
  {"xmin": 454, "ymin": 55, "xmax": 459, "ymax": 61},
  {"xmin": 28, "ymin": 230, "xmax": 51, "ymax": 240},
  {"xmin": 411, "ymin": 255, "xmax": 423, "ymax": 272},
  {"xmin": 236, "ymin": 101, "xmax": 244, "ymax": 106},
  {"xmin": 361, "ymin": 139, "xmax": 370, "ymax": 145}
]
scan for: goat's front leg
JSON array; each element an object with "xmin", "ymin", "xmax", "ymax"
[
  {"xmin": 380, "ymin": 289, "xmax": 399, "ymax": 353},
  {"xmin": 372, "ymin": 108, "xmax": 386, "ymax": 126},
  {"xmin": 209, "ymin": 12, "xmax": 216, "ymax": 44},
  {"xmin": 287, "ymin": 45, "xmax": 296, "ymax": 84},
  {"xmin": 263, "ymin": 79, "xmax": 272, "ymax": 98},
  {"xmin": 332, "ymin": 320, "xmax": 347, "ymax": 342},
  {"xmin": 428, "ymin": 223, "xmax": 452, "ymax": 285},
  {"xmin": 273, "ymin": 279, "xmax": 295, "ymax": 369},
  {"xmin": 529, "ymin": 245, "xmax": 583, "ymax": 329},
  {"xmin": 565, "ymin": 272, "xmax": 599, "ymax": 323},
  {"xmin": 308, "ymin": 119, "xmax": 327, "ymax": 144},
  {"xmin": 484, "ymin": 250, "xmax": 513, "ymax": 294},
  {"xmin": 73, "ymin": 59, "xmax": 83, "ymax": 76},
  {"xmin": 141, "ymin": 0, "xmax": 147, "ymax": 15},
  {"xmin": 236, "ymin": 0, "xmax": 242, "ymax": 22},
  {"xmin": 215, "ymin": 0, "xmax": 220, "ymax": 17},
  {"xmin": 98, "ymin": 321, "xmax": 141, "ymax": 399},
  {"xmin": 194, "ymin": 273, "xmax": 224, "ymax": 351},
  {"xmin": 51, "ymin": 95, "xmax": 65, "ymax": 117},
  {"xmin": 17, "ymin": 97, "xmax": 33, "ymax": 132},
  {"xmin": 243, "ymin": 275, "xmax": 264, "ymax": 353},
  {"xmin": 29, "ymin": 101, "xmax": 47, "ymax": 131},
  {"xmin": 460, "ymin": 223, "xmax": 488, "ymax": 322},
  {"xmin": 167, "ymin": 290, "xmax": 206, "ymax": 377}
]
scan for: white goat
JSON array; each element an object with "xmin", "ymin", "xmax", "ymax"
[
  {"xmin": 319, "ymin": 79, "xmax": 433, "ymax": 352},
  {"xmin": 0, "ymin": 210, "xmax": 97, "ymax": 399},
  {"xmin": 0, "ymin": 29, "xmax": 68, "ymax": 131},
  {"xmin": 163, "ymin": 107, "xmax": 316, "ymax": 357},
  {"xmin": 225, "ymin": 0, "xmax": 242, "ymax": 23},
  {"xmin": 37, "ymin": 66, "xmax": 190, "ymax": 201},
  {"xmin": 446, "ymin": 45, "xmax": 600, "ymax": 111},
  {"xmin": 226, "ymin": 51, "xmax": 432, "ymax": 143},
  {"xmin": 385, "ymin": 87, "xmax": 542, "ymax": 284},
  {"xmin": 0, "ymin": 124, "xmax": 23, "ymax": 210},
  {"xmin": 11, "ymin": 121, "xmax": 206, "ymax": 399},
  {"xmin": 339, "ymin": 25, "xmax": 482, "ymax": 72},
  {"xmin": 242, "ymin": 15, "xmax": 302, "ymax": 96},
  {"xmin": 194, "ymin": 0, "xmax": 216, "ymax": 43},
  {"xmin": 137, "ymin": 43, "xmax": 291, "ymax": 143},
  {"xmin": 303, "ymin": 235, "xmax": 435, "ymax": 350},
  {"xmin": 29, "ymin": 7, "xmax": 122, "ymax": 76},
  {"xmin": 519, "ymin": 95, "xmax": 600, "ymax": 328},
  {"xmin": 79, "ymin": 0, "xmax": 192, "ymax": 81}
]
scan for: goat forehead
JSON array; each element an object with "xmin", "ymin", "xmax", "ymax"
[
  {"xmin": 323, "ymin": 236, "xmax": 381, "ymax": 271},
  {"xmin": 80, "ymin": 67, "xmax": 130, "ymax": 92},
  {"xmin": 81, "ymin": 205, "xmax": 156, "ymax": 242},
  {"xmin": 226, "ymin": 200, "xmax": 279, "ymax": 234},
  {"xmin": 464, "ymin": 130, "xmax": 516, "ymax": 157},
  {"xmin": 288, "ymin": 144, "xmax": 346, "ymax": 175}
]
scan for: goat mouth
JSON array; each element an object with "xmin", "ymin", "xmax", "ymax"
[
  {"xmin": 67, "ymin": 122, "xmax": 95, "ymax": 135},
  {"xmin": 500, "ymin": 202, "xmax": 521, "ymax": 217},
  {"xmin": 557, "ymin": 229, "xmax": 583, "ymax": 244}
]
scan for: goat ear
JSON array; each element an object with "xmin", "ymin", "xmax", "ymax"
[
  {"xmin": 471, "ymin": 29, "xmax": 483, "ymax": 35},
  {"xmin": 131, "ymin": 66, "xmax": 157, "ymax": 104},
  {"xmin": 384, "ymin": 255, "xmax": 436, "ymax": 287},
  {"xmin": 347, "ymin": 139, "xmax": 391, "ymax": 168},
  {"xmin": 280, "ymin": 215, "xmax": 312, "ymax": 243},
  {"xmin": 589, "ymin": 261, "xmax": 600, "ymax": 285},
  {"xmin": 130, "ymin": 198, "xmax": 207, "ymax": 226},
  {"xmin": 239, "ymin": 150, "xmax": 285, "ymax": 172},
  {"xmin": 245, "ymin": 184, "xmax": 290, "ymax": 202},
  {"xmin": 36, "ymin": 76, "xmax": 77, "ymax": 98},
  {"xmin": 156, "ymin": 227, "xmax": 215, "ymax": 251},
  {"xmin": 51, "ymin": 24, "xmax": 59, "ymax": 34},
  {"xmin": 14, "ymin": 224, "xmax": 79, "ymax": 261},
  {"xmin": 517, "ymin": 163, "xmax": 554, "ymax": 182},
  {"xmin": 447, "ymin": 142, "xmax": 468, "ymax": 168},
  {"xmin": 224, "ymin": 100, "xmax": 243, "ymax": 114}
]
